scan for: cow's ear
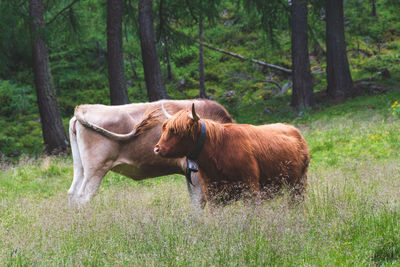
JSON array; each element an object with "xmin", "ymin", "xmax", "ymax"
[{"xmin": 191, "ymin": 103, "xmax": 200, "ymax": 122}]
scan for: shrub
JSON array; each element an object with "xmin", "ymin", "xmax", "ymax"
[
  {"xmin": 0, "ymin": 81, "xmax": 43, "ymax": 157},
  {"xmin": 173, "ymin": 47, "xmax": 197, "ymax": 67},
  {"xmin": 0, "ymin": 80, "xmax": 35, "ymax": 118}
]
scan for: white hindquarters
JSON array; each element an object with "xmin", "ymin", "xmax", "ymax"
[{"xmin": 68, "ymin": 118, "xmax": 110, "ymax": 205}]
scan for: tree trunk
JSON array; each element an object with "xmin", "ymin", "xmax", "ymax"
[
  {"xmin": 371, "ymin": 0, "xmax": 377, "ymax": 17},
  {"xmin": 29, "ymin": 0, "xmax": 68, "ymax": 155},
  {"xmin": 326, "ymin": 0, "xmax": 353, "ymax": 99},
  {"xmin": 138, "ymin": 0, "xmax": 167, "ymax": 101},
  {"xmin": 107, "ymin": 0, "xmax": 129, "ymax": 105},
  {"xmin": 290, "ymin": 0, "xmax": 314, "ymax": 109},
  {"xmin": 198, "ymin": 0, "xmax": 207, "ymax": 99},
  {"xmin": 165, "ymin": 44, "xmax": 173, "ymax": 80}
]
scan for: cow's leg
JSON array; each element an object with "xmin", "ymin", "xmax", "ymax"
[
  {"xmin": 248, "ymin": 178, "xmax": 262, "ymax": 205},
  {"xmin": 72, "ymin": 123, "xmax": 115, "ymax": 205},
  {"xmin": 67, "ymin": 117, "xmax": 84, "ymax": 202},
  {"xmin": 289, "ymin": 176, "xmax": 307, "ymax": 205},
  {"xmin": 186, "ymin": 172, "xmax": 206, "ymax": 209},
  {"xmin": 244, "ymin": 160, "xmax": 261, "ymax": 204},
  {"xmin": 75, "ymin": 165, "xmax": 110, "ymax": 204}
]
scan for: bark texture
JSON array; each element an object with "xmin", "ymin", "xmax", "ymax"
[
  {"xmin": 326, "ymin": 0, "xmax": 353, "ymax": 99},
  {"xmin": 138, "ymin": 0, "xmax": 168, "ymax": 101},
  {"xmin": 290, "ymin": 0, "xmax": 314, "ymax": 108},
  {"xmin": 29, "ymin": 0, "xmax": 68, "ymax": 154},
  {"xmin": 198, "ymin": 0, "xmax": 207, "ymax": 99},
  {"xmin": 107, "ymin": 0, "xmax": 129, "ymax": 105}
]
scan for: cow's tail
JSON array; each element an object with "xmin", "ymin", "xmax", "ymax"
[
  {"xmin": 70, "ymin": 116, "xmax": 77, "ymax": 135},
  {"xmin": 74, "ymin": 105, "xmax": 160, "ymax": 141},
  {"xmin": 74, "ymin": 106, "xmax": 139, "ymax": 141}
]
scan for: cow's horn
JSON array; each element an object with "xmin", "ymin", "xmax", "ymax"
[
  {"xmin": 191, "ymin": 103, "xmax": 200, "ymax": 121},
  {"xmin": 161, "ymin": 103, "xmax": 172, "ymax": 119}
]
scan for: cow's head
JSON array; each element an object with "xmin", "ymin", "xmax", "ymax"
[{"xmin": 154, "ymin": 103, "xmax": 201, "ymax": 158}]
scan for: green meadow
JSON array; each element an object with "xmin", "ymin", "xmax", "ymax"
[{"xmin": 1, "ymin": 90, "xmax": 400, "ymax": 266}]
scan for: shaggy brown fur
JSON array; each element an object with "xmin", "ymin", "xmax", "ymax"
[{"xmin": 155, "ymin": 105, "xmax": 310, "ymax": 206}]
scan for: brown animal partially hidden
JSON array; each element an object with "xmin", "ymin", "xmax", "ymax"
[{"xmin": 154, "ymin": 104, "xmax": 310, "ymax": 206}]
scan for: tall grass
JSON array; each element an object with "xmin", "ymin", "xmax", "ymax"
[
  {"xmin": 1, "ymin": 159, "xmax": 400, "ymax": 266},
  {"xmin": 1, "ymin": 92, "xmax": 400, "ymax": 265}
]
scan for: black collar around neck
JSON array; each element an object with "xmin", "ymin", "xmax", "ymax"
[
  {"xmin": 188, "ymin": 121, "xmax": 206, "ymax": 161},
  {"xmin": 185, "ymin": 121, "xmax": 206, "ymax": 185}
]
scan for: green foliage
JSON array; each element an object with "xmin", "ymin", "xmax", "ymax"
[
  {"xmin": 0, "ymin": 1, "xmax": 31, "ymax": 78},
  {"xmin": 391, "ymin": 99, "xmax": 400, "ymax": 119},
  {"xmin": 350, "ymin": 46, "xmax": 400, "ymax": 83},
  {"xmin": 0, "ymin": 118, "xmax": 43, "ymax": 157},
  {"xmin": 0, "ymin": 121, "xmax": 43, "ymax": 157},
  {"xmin": 0, "ymin": 81, "xmax": 43, "ymax": 157},
  {"xmin": 242, "ymin": 0, "xmax": 289, "ymax": 43},
  {"xmin": 173, "ymin": 46, "xmax": 198, "ymax": 67},
  {"xmin": 0, "ymin": 80, "xmax": 35, "ymax": 116}
]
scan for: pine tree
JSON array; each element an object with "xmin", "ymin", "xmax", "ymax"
[
  {"xmin": 107, "ymin": 0, "xmax": 130, "ymax": 105},
  {"xmin": 326, "ymin": 0, "xmax": 353, "ymax": 99},
  {"xmin": 290, "ymin": 0, "xmax": 314, "ymax": 109},
  {"xmin": 138, "ymin": 0, "xmax": 168, "ymax": 101},
  {"xmin": 29, "ymin": 0, "xmax": 68, "ymax": 154}
]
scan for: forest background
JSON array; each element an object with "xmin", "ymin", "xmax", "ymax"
[{"xmin": 1, "ymin": 0, "xmax": 399, "ymax": 157}]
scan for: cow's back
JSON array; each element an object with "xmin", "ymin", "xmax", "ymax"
[
  {"xmin": 219, "ymin": 123, "xmax": 308, "ymax": 181},
  {"xmin": 252, "ymin": 123, "xmax": 309, "ymax": 183}
]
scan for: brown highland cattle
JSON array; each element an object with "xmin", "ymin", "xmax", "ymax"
[{"xmin": 154, "ymin": 104, "xmax": 310, "ymax": 206}]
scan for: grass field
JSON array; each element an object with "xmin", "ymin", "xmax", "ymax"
[{"xmin": 1, "ymin": 90, "xmax": 400, "ymax": 266}]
